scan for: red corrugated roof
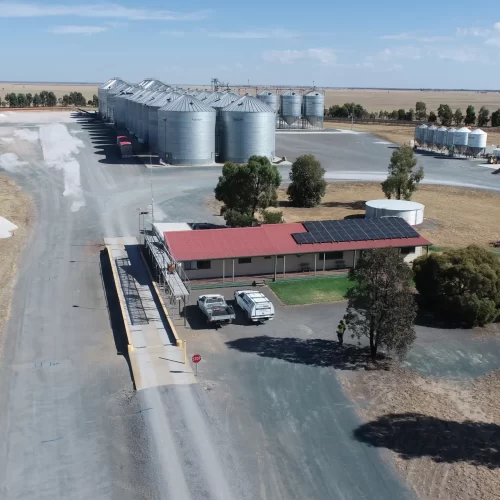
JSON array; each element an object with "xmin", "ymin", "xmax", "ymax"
[{"xmin": 164, "ymin": 223, "xmax": 431, "ymax": 261}]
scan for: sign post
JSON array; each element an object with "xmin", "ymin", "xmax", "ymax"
[{"xmin": 192, "ymin": 354, "xmax": 201, "ymax": 376}]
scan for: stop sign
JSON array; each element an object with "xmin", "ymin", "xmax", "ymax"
[{"xmin": 192, "ymin": 354, "xmax": 202, "ymax": 364}]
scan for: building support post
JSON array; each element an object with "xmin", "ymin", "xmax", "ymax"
[
  {"xmin": 314, "ymin": 253, "xmax": 317, "ymax": 276},
  {"xmin": 353, "ymin": 249, "xmax": 357, "ymax": 269},
  {"xmin": 283, "ymin": 255, "xmax": 286, "ymax": 278},
  {"xmin": 323, "ymin": 253, "xmax": 326, "ymax": 273},
  {"xmin": 232, "ymin": 259, "xmax": 235, "ymax": 282},
  {"xmin": 274, "ymin": 256, "xmax": 277, "ymax": 281},
  {"xmin": 222, "ymin": 259, "xmax": 225, "ymax": 283},
  {"xmin": 183, "ymin": 296, "xmax": 187, "ymax": 326}
]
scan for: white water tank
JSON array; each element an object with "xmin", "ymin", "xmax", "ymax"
[{"xmin": 365, "ymin": 199, "xmax": 425, "ymax": 226}]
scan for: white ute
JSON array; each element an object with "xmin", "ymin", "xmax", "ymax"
[
  {"xmin": 234, "ymin": 290, "xmax": 275, "ymax": 323},
  {"xmin": 197, "ymin": 294, "xmax": 236, "ymax": 325}
]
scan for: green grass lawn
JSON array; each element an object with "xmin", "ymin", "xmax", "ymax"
[{"xmin": 269, "ymin": 276, "xmax": 352, "ymax": 305}]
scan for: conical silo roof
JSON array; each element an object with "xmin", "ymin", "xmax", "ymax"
[
  {"xmin": 159, "ymin": 94, "xmax": 216, "ymax": 112},
  {"xmin": 222, "ymin": 95, "xmax": 274, "ymax": 113},
  {"xmin": 210, "ymin": 93, "xmax": 240, "ymax": 109},
  {"xmin": 204, "ymin": 91, "xmax": 224, "ymax": 104},
  {"xmin": 281, "ymin": 89, "xmax": 300, "ymax": 96}
]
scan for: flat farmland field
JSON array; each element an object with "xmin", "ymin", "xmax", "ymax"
[{"xmin": 0, "ymin": 82, "xmax": 98, "ymax": 101}]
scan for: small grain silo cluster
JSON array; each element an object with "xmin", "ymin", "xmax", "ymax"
[{"xmin": 414, "ymin": 122, "xmax": 488, "ymax": 158}]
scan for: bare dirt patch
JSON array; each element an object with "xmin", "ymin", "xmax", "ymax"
[
  {"xmin": 0, "ymin": 174, "xmax": 34, "ymax": 353},
  {"xmin": 339, "ymin": 367, "xmax": 500, "ymax": 500},
  {"xmin": 324, "ymin": 121, "xmax": 500, "ymax": 148},
  {"xmin": 275, "ymin": 183, "xmax": 500, "ymax": 248}
]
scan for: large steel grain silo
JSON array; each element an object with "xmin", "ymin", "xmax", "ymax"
[
  {"xmin": 149, "ymin": 92, "xmax": 181, "ymax": 155},
  {"xmin": 194, "ymin": 91, "xmax": 211, "ymax": 101},
  {"xmin": 415, "ymin": 124, "xmax": 427, "ymax": 145},
  {"xmin": 106, "ymin": 81, "xmax": 129, "ymax": 124},
  {"xmin": 221, "ymin": 95, "xmax": 275, "ymax": 163},
  {"xmin": 257, "ymin": 90, "xmax": 278, "ymax": 113},
  {"xmin": 98, "ymin": 78, "xmax": 125, "ymax": 120},
  {"xmin": 157, "ymin": 95, "xmax": 216, "ymax": 165},
  {"xmin": 424, "ymin": 125, "xmax": 437, "ymax": 148},
  {"xmin": 280, "ymin": 90, "xmax": 302, "ymax": 128},
  {"xmin": 302, "ymin": 91, "xmax": 325, "ymax": 129},
  {"xmin": 136, "ymin": 90, "xmax": 161, "ymax": 143},
  {"xmin": 204, "ymin": 91, "xmax": 224, "ymax": 104},
  {"xmin": 467, "ymin": 128, "xmax": 487, "ymax": 156},
  {"xmin": 211, "ymin": 93, "xmax": 240, "ymax": 159},
  {"xmin": 114, "ymin": 86, "xmax": 137, "ymax": 128}
]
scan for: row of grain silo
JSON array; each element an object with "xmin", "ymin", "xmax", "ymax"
[
  {"xmin": 255, "ymin": 89, "xmax": 325, "ymax": 129},
  {"xmin": 414, "ymin": 124, "xmax": 488, "ymax": 157},
  {"xmin": 98, "ymin": 78, "xmax": 277, "ymax": 165}
]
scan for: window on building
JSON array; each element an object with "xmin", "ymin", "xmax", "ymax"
[
  {"xmin": 319, "ymin": 251, "xmax": 343, "ymax": 260},
  {"xmin": 264, "ymin": 256, "xmax": 272, "ymax": 260},
  {"xmin": 197, "ymin": 260, "xmax": 211, "ymax": 269},
  {"xmin": 400, "ymin": 247, "xmax": 416, "ymax": 255},
  {"xmin": 238, "ymin": 257, "xmax": 252, "ymax": 264}
]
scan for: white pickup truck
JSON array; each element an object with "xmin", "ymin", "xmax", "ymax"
[
  {"xmin": 234, "ymin": 290, "xmax": 275, "ymax": 323},
  {"xmin": 197, "ymin": 294, "xmax": 236, "ymax": 325}
]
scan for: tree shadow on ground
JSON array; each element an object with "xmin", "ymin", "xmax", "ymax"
[
  {"xmin": 353, "ymin": 413, "xmax": 500, "ymax": 468},
  {"xmin": 414, "ymin": 296, "xmax": 465, "ymax": 329},
  {"xmin": 226, "ymin": 335, "xmax": 390, "ymax": 370},
  {"xmin": 322, "ymin": 200, "xmax": 367, "ymax": 210}
]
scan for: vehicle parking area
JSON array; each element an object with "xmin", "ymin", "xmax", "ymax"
[{"xmin": 168, "ymin": 286, "xmax": 413, "ymax": 500}]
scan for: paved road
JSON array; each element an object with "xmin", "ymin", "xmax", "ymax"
[{"xmin": 0, "ymin": 114, "xmax": 497, "ymax": 499}]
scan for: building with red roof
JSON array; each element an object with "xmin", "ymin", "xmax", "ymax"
[{"xmin": 161, "ymin": 219, "xmax": 431, "ymax": 281}]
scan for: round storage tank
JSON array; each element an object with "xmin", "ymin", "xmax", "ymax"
[
  {"xmin": 280, "ymin": 90, "xmax": 302, "ymax": 127},
  {"xmin": 302, "ymin": 91, "xmax": 324, "ymax": 129},
  {"xmin": 204, "ymin": 91, "xmax": 224, "ymax": 104},
  {"xmin": 149, "ymin": 92, "xmax": 181, "ymax": 155},
  {"xmin": 211, "ymin": 93, "xmax": 240, "ymax": 159},
  {"xmin": 415, "ymin": 124, "xmax": 427, "ymax": 144},
  {"xmin": 257, "ymin": 90, "xmax": 278, "ymax": 113},
  {"xmin": 425, "ymin": 125, "xmax": 437, "ymax": 147},
  {"xmin": 156, "ymin": 92, "xmax": 182, "ymax": 158},
  {"xmin": 446, "ymin": 127, "xmax": 456, "ymax": 147},
  {"xmin": 453, "ymin": 127, "xmax": 470, "ymax": 147},
  {"xmin": 157, "ymin": 95, "xmax": 215, "ymax": 165},
  {"xmin": 136, "ymin": 90, "xmax": 160, "ymax": 142},
  {"xmin": 365, "ymin": 200, "xmax": 425, "ymax": 226},
  {"xmin": 221, "ymin": 95, "xmax": 275, "ymax": 163},
  {"xmin": 435, "ymin": 126, "xmax": 448, "ymax": 148},
  {"xmin": 114, "ymin": 86, "xmax": 137, "ymax": 129},
  {"xmin": 98, "ymin": 78, "xmax": 125, "ymax": 120},
  {"xmin": 467, "ymin": 128, "xmax": 487, "ymax": 149}
]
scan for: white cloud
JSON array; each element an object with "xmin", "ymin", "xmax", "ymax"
[
  {"xmin": 485, "ymin": 37, "xmax": 500, "ymax": 47},
  {"xmin": 380, "ymin": 33, "xmax": 453, "ymax": 42},
  {"xmin": 0, "ymin": 2, "xmax": 208, "ymax": 21},
  {"xmin": 366, "ymin": 46, "xmax": 423, "ymax": 63},
  {"xmin": 209, "ymin": 29, "xmax": 296, "ymax": 40},
  {"xmin": 263, "ymin": 48, "xmax": 336, "ymax": 65},
  {"xmin": 48, "ymin": 25, "xmax": 107, "ymax": 35},
  {"xmin": 456, "ymin": 27, "xmax": 491, "ymax": 37}
]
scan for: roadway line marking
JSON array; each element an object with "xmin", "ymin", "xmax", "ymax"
[
  {"xmin": 136, "ymin": 407, "xmax": 153, "ymax": 414},
  {"xmin": 41, "ymin": 437, "xmax": 63, "ymax": 444}
]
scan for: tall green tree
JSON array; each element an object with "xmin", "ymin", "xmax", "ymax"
[
  {"xmin": 32, "ymin": 93, "xmax": 41, "ymax": 107},
  {"xmin": 415, "ymin": 101, "xmax": 427, "ymax": 120},
  {"xmin": 287, "ymin": 154, "xmax": 326, "ymax": 208},
  {"xmin": 46, "ymin": 91, "xmax": 57, "ymax": 107},
  {"xmin": 26, "ymin": 93, "xmax": 33, "ymax": 107},
  {"xmin": 491, "ymin": 109, "xmax": 500, "ymax": 128},
  {"xmin": 397, "ymin": 109, "xmax": 406, "ymax": 120},
  {"xmin": 62, "ymin": 94, "xmax": 70, "ymax": 106},
  {"xmin": 92, "ymin": 94, "xmax": 99, "ymax": 107},
  {"xmin": 453, "ymin": 108, "xmax": 464, "ymax": 126},
  {"xmin": 39, "ymin": 90, "xmax": 48, "ymax": 106},
  {"xmin": 464, "ymin": 105, "xmax": 476, "ymax": 126},
  {"xmin": 16, "ymin": 93, "xmax": 27, "ymax": 107},
  {"xmin": 405, "ymin": 108, "xmax": 415, "ymax": 121},
  {"xmin": 346, "ymin": 248, "xmax": 417, "ymax": 360},
  {"xmin": 477, "ymin": 106, "xmax": 490, "ymax": 127},
  {"xmin": 5, "ymin": 93, "xmax": 18, "ymax": 107},
  {"xmin": 382, "ymin": 146, "xmax": 424, "ymax": 200},
  {"xmin": 223, "ymin": 209, "xmax": 255, "ymax": 228},
  {"xmin": 413, "ymin": 246, "xmax": 500, "ymax": 327},
  {"xmin": 437, "ymin": 104, "xmax": 453, "ymax": 126},
  {"xmin": 215, "ymin": 156, "xmax": 281, "ymax": 220},
  {"xmin": 428, "ymin": 111, "xmax": 437, "ymax": 122}
]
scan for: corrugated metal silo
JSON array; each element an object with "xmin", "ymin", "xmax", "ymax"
[
  {"xmin": 221, "ymin": 95, "xmax": 275, "ymax": 163},
  {"xmin": 257, "ymin": 90, "xmax": 278, "ymax": 113},
  {"xmin": 425, "ymin": 125, "xmax": 437, "ymax": 147},
  {"xmin": 105, "ymin": 81, "xmax": 129, "ymax": 123},
  {"xmin": 467, "ymin": 128, "xmax": 487, "ymax": 156},
  {"xmin": 210, "ymin": 93, "xmax": 240, "ymax": 158},
  {"xmin": 453, "ymin": 127, "xmax": 470, "ymax": 154},
  {"xmin": 204, "ymin": 91, "xmax": 224, "ymax": 104},
  {"xmin": 435, "ymin": 126, "xmax": 448, "ymax": 148},
  {"xmin": 98, "ymin": 78, "xmax": 125, "ymax": 120},
  {"xmin": 280, "ymin": 90, "xmax": 302, "ymax": 127},
  {"xmin": 446, "ymin": 127, "xmax": 456, "ymax": 147},
  {"xmin": 138, "ymin": 90, "xmax": 166, "ymax": 144},
  {"xmin": 157, "ymin": 95, "xmax": 216, "ymax": 165},
  {"xmin": 194, "ymin": 91, "xmax": 210, "ymax": 101},
  {"xmin": 415, "ymin": 124, "xmax": 427, "ymax": 144},
  {"xmin": 149, "ymin": 92, "xmax": 181, "ymax": 155},
  {"xmin": 114, "ymin": 86, "xmax": 137, "ymax": 128},
  {"xmin": 135, "ymin": 90, "xmax": 161, "ymax": 142},
  {"xmin": 303, "ymin": 91, "xmax": 324, "ymax": 129}
]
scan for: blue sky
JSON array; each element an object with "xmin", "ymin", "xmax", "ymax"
[{"xmin": 0, "ymin": 0, "xmax": 499, "ymax": 88}]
